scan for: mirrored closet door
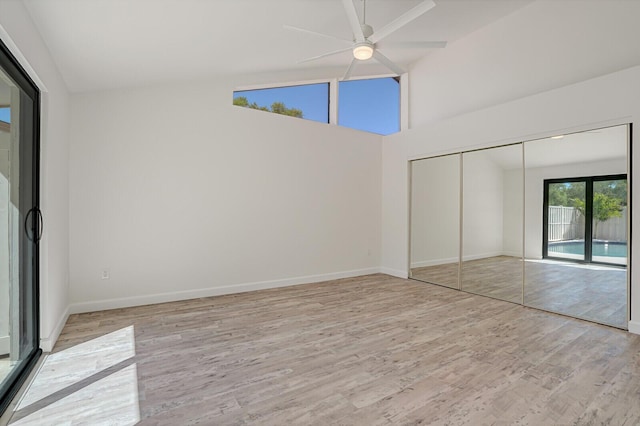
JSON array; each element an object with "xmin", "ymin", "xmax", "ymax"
[
  {"xmin": 461, "ymin": 144, "xmax": 523, "ymax": 304},
  {"xmin": 523, "ymin": 124, "xmax": 629, "ymax": 329},
  {"xmin": 409, "ymin": 154, "xmax": 461, "ymax": 289},
  {"xmin": 408, "ymin": 124, "xmax": 630, "ymax": 330}
]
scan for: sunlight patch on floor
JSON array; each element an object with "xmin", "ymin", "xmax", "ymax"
[
  {"xmin": 12, "ymin": 364, "xmax": 140, "ymax": 425},
  {"xmin": 18, "ymin": 326, "xmax": 135, "ymax": 409},
  {"xmin": 10, "ymin": 326, "xmax": 139, "ymax": 425}
]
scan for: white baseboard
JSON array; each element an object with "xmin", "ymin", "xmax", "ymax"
[
  {"xmin": 39, "ymin": 306, "xmax": 70, "ymax": 352},
  {"xmin": 0, "ymin": 335, "xmax": 9, "ymax": 355},
  {"xmin": 628, "ymin": 320, "xmax": 640, "ymax": 335},
  {"xmin": 380, "ymin": 267, "xmax": 408, "ymax": 279},
  {"xmin": 69, "ymin": 267, "xmax": 381, "ymax": 314}
]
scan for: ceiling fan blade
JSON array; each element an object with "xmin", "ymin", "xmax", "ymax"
[
  {"xmin": 373, "ymin": 50, "xmax": 406, "ymax": 75},
  {"xmin": 298, "ymin": 47, "xmax": 353, "ymax": 64},
  {"xmin": 342, "ymin": 0, "xmax": 365, "ymax": 42},
  {"xmin": 343, "ymin": 58, "xmax": 357, "ymax": 81},
  {"xmin": 369, "ymin": 0, "xmax": 436, "ymax": 44},
  {"xmin": 283, "ymin": 25, "xmax": 351, "ymax": 44},
  {"xmin": 378, "ymin": 41, "xmax": 447, "ymax": 49}
]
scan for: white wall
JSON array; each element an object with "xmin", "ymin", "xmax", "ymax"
[
  {"xmin": 408, "ymin": 0, "xmax": 640, "ymax": 128},
  {"xmin": 381, "ymin": 128, "xmax": 409, "ymax": 279},
  {"xmin": 68, "ymin": 79, "xmax": 382, "ymax": 312},
  {"xmin": 524, "ymin": 158, "xmax": 627, "ymax": 259},
  {"xmin": 0, "ymin": 0, "xmax": 70, "ymax": 352}
]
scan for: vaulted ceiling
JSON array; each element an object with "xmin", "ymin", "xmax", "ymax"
[{"xmin": 22, "ymin": 0, "xmax": 532, "ymax": 92}]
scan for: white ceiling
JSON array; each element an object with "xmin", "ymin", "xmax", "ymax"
[{"xmin": 22, "ymin": 0, "xmax": 533, "ymax": 93}]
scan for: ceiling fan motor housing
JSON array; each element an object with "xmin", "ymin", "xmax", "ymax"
[{"xmin": 361, "ymin": 24, "xmax": 374, "ymax": 39}]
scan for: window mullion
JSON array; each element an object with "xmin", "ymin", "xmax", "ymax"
[
  {"xmin": 329, "ymin": 78, "xmax": 338, "ymax": 125},
  {"xmin": 585, "ymin": 178, "xmax": 594, "ymax": 263}
]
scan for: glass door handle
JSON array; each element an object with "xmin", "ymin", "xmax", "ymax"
[
  {"xmin": 24, "ymin": 207, "xmax": 35, "ymax": 241},
  {"xmin": 35, "ymin": 207, "xmax": 43, "ymax": 243},
  {"xmin": 24, "ymin": 207, "xmax": 42, "ymax": 243}
]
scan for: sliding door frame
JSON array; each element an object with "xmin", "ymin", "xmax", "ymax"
[
  {"xmin": 0, "ymin": 37, "xmax": 41, "ymax": 416},
  {"xmin": 543, "ymin": 174, "xmax": 627, "ymax": 266}
]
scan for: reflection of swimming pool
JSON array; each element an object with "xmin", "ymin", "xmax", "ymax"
[{"xmin": 549, "ymin": 240, "xmax": 627, "ymax": 258}]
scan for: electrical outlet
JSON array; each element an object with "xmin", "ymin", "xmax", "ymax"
[{"xmin": 101, "ymin": 269, "xmax": 110, "ymax": 280}]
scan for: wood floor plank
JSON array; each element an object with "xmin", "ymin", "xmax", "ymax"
[{"xmin": 10, "ymin": 273, "xmax": 640, "ymax": 425}]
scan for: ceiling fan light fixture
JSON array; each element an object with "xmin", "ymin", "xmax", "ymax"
[{"xmin": 353, "ymin": 43, "xmax": 374, "ymax": 60}]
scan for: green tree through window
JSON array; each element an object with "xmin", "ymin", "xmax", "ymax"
[{"xmin": 233, "ymin": 96, "xmax": 303, "ymax": 118}]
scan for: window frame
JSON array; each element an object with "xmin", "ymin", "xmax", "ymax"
[{"xmin": 233, "ymin": 73, "xmax": 408, "ymax": 134}]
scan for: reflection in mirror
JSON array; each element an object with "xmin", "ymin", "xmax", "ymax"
[
  {"xmin": 524, "ymin": 124, "xmax": 628, "ymax": 329},
  {"xmin": 461, "ymin": 144, "xmax": 523, "ymax": 303},
  {"xmin": 546, "ymin": 180, "xmax": 586, "ymax": 261},
  {"xmin": 410, "ymin": 154, "xmax": 460, "ymax": 289},
  {"xmin": 592, "ymin": 177, "xmax": 627, "ymax": 265}
]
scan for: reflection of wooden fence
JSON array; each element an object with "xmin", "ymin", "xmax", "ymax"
[
  {"xmin": 548, "ymin": 206, "xmax": 627, "ymax": 242},
  {"xmin": 548, "ymin": 206, "xmax": 583, "ymax": 241},
  {"xmin": 595, "ymin": 207, "xmax": 627, "ymax": 241}
]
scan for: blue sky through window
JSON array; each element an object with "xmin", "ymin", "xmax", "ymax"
[
  {"xmin": 0, "ymin": 107, "xmax": 10, "ymax": 123},
  {"xmin": 234, "ymin": 83, "xmax": 329, "ymax": 123},
  {"xmin": 339, "ymin": 78, "xmax": 399, "ymax": 136},
  {"xmin": 233, "ymin": 77, "xmax": 400, "ymax": 135}
]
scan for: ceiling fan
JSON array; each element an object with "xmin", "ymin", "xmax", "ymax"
[{"xmin": 284, "ymin": 0, "xmax": 446, "ymax": 80}]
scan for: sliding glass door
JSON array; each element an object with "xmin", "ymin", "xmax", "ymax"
[
  {"xmin": 543, "ymin": 175, "xmax": 627, "ymax": 266},
  {"xmin": 0, "ymin": 39, "xmax": 41, "ymax": 415}
]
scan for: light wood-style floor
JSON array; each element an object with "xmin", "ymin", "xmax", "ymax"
[
  {"xmin": 412, "ymin": 256, "xmax": 627, "ymax": 328},
  {"xmin": 9, "ymin": 274, "xmax": 640, "ymax": 425}
]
